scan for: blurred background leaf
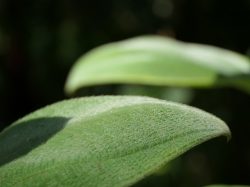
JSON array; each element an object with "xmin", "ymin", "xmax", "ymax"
[{"xmin": 0, "ymin": 0, "xmax": 250, "ymax": 186}]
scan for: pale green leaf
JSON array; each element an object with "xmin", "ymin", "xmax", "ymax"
[
  {"xmin": 0, "ymin": 96, "xmax": 230, "ymax": 187},
  {"xmin": 65, "ymin": 35, "xmax": 250, "ymax": 95}
]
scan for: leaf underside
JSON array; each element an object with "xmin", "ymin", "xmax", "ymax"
[
  {"xmin": 0, "ymin": 96, "xmax": 230, "ymax": 187},
  {"xmin": 65, "ymin": 35, "xmax": 250, "ymax": 95}
]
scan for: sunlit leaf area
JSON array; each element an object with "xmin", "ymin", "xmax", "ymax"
[{"xmin": 0, "ymin": 1, "xmax": 250, "ymax": 186}]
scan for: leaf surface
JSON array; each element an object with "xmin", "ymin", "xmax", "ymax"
[
  {"xmin": 65, "ymin": 35, "xmax": 250, "ymax": 95},
  {"xmin": 0, "ymin": 96, "xmax": 230, "ymax": 187}
]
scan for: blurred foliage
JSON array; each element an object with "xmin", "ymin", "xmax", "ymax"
[{"xmin": 0, "ymin": 0, "xmax": 250, "ymax": 186}]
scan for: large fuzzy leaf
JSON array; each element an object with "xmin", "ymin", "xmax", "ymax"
[
  {"xmin": 0, "ymin": 96, "xmax": 230, "ymax": 187},
  {"xmin": 65, "ymin": 35, "xmax": 250, "ymax": 95}
]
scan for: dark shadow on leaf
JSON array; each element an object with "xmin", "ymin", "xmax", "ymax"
[
  {"xmin": 0, "ymin": 117, "xmax": 69, "ymax": 167},
  {"xmin": 215, "ymin": 73, "xmax": 250, "ymax": 94}
]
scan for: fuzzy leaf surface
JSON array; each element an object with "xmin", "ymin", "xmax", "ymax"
[
  {"xmin": 65, "ymin": 35, "xmax": 250, "ymax": 95},
  {"xmin": 0, "ymin": 96, "xmax": 230, "ymax": 187}
]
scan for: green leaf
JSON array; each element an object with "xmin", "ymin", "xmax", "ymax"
[
  {"xmin": 0, "ymin": 96, "xmax": 230, "ymax": 187},
  {"xmin": 65, "ymin": 35, "xmax": 250, "ymax": 95}
]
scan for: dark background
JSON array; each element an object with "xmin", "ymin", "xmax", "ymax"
[{"xmin": 0, "ymin": 0, "xmax": 250, "ymax": 186}]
